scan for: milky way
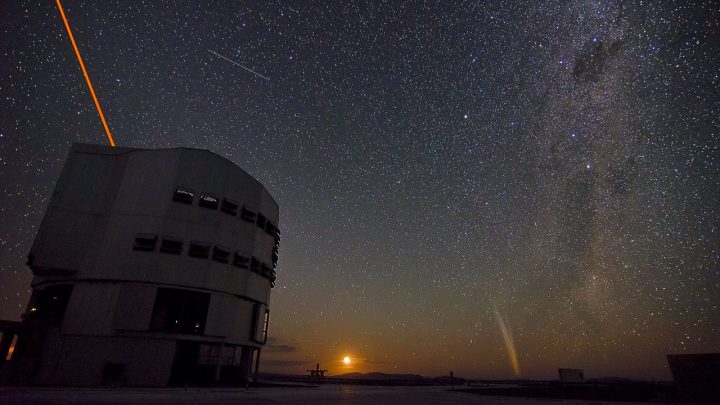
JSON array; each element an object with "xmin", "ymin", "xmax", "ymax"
[{"xmin": 0, "ymin": 1, "xmax": 718, "ymax": 379}]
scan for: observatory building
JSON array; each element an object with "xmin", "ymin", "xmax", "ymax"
[{"xmin": 4, "ymin": 143, "xmax": 280, "ymax": 386}]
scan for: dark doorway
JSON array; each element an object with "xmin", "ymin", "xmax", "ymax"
[{"xmin": 168, "ymin": 341, "xmax": 214, "ymax": 386}]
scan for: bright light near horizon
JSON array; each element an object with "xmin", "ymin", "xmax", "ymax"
[{"xmin": 343, "ymin": 356, "xmax": 351, "ymax": 365}]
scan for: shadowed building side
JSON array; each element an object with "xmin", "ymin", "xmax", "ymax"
[
  {"xmin": 4, "ymin": 143, "xmax": 280, "ymax": 386},
  {"xmin": 666, "ymin": 353, "xmax": 720, "ymax": 400}
]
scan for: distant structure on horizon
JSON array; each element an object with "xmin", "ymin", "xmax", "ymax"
[
  {"xmin": 0, "ymin": 143, "xmax": 280, "ymax": 386},
  {"xmin": 558, "ymin": 368, "xmax": 584, "ymax": 383},
  {"xmin": 308, "ymin": 363, "xmax": 328, "ymax": 377},
  {"xmin": 667, "ymin": 353, "xmax": 720, "ymax": 400}
]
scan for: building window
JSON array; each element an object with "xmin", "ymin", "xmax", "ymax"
[
  {"xmin": 160, "ymin": 236, "xmax": 183, "ymax": 255},
  {"xmin": 256, "ymin": 213, "xmax": 267, "ymax": 230},
  {"xmin": 264, "ymin": 221, "xmax": 276, "ymax": 236},
  {"xmin": 5, "ymin": 335, "xmax": 18, "ymax": 361},
  {"xmin": 252, "ymin": 304, "xmax": 269, "ymax": 344},
  {"xmin": 26, "ymin": 284, "xmax": 73, "ymax": 325},
  {"xmin": 273, "ymin": 232, "xmax": 281, "ymax": 270},
  {"xmin": 188, "ymin": 241, "xmax": 211, "ymax": 258},
  {"xmin": 260, "ymin": 262, "xmax": 272, "ymax": 278},
  {"xmin": 240, "ymin": 206, "xmax": 256, "ymax": 222},
  {"xmin": 233, "ymin": 252, "xmax": 250, "ymax": 269},
  {"xmin": 133, "ymin": 233, "xmax": 157, "ymax": 251},
  {"xmin": 173, "ymin": 187, "xmax": 195, "ymax": 204},
  {"xmin": 198, "ymin": 344, "xmax": 244, "ymax": 366},
  {"xmin": 149, "ymin": 288, "xmax": 210, "ymax": 335},
  {"xmin": 198, "ymin": 193, "xmax": 219, "ymax": 209},
  {"xmin": 221, "ymin": 198, "xmax": 239, "ymax": 216},
  {"xmin": 212, "ymin": 245, "xmax": 230, "ymax": 263},
  {"xmin": 250, "ymin": 257, "xmax": 260, "ymax": 273},
  {"xmin": 198, "ymin": 344, "xmax": 221, "ymax": 365}
]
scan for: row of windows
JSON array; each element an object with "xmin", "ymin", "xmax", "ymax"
[
  {"xmin": 150, "ymin": 289, "xmax": 267, "ymax": 342},
  {"xmin": 172, "ymin": 187, "xmax": 280, "ymax": 241},
  {"xmin": 198, "ymin": 343, "xmax": 246, "ymax": 366},
  {"xmin": 133, "ymin": 233, "xmax": 277, "ymax": 287}
]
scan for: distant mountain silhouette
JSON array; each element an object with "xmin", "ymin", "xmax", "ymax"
[
  {"xmin": 333, "ymin": 372, "xmax": 425, "ymax": 380},
  {"xmin": 586, "ymin": 377, "xmax": 643, "ymax": 384}
]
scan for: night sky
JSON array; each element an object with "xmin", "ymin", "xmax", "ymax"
[{"xmin": 1, "ymin": 1, "xmax": 719, "ymax": 380}]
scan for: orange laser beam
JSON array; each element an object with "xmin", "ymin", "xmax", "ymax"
[{"xmin": 55, "ymin": 0, "xmax": 116, "ymax": 147}]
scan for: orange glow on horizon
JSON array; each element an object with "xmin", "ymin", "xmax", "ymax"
[{"xmin": 55, "ymin": 0, "xmax": 117, "ymax": 147}]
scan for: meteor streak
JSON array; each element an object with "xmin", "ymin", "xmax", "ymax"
[
  {"xmin": 208, "ymin": 50, "xmax": 270, "ymax": 81},
  {"xmin": 55, "ymin": 0, "xmax": 116, "ymax": 147},
  {"xmin": 494, "ymin": 306, "xmax": 521, "ymax": 376}
]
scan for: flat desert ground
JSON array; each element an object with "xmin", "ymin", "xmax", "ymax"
[{"xmin": 0, "ymin": 384, "xmax": 657, "ymax": 404}]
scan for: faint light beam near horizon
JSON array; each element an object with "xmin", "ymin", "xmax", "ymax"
[
  {"xmin": 208, "ymin": 50, "xmax": 270, "ymax": 81},
  {"xmin": 494, "ymin": 306, "xmax": 521, "ymax": 376},
  {"xmin": 55, "ymin": 0, "xmax": 116, "ymax": 147}
]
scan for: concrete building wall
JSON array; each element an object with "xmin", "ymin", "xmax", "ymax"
[
  {"xmin": 112, "ymin": 284, "xmax": 157, "ymax": 331},
  {"xmin": 61, "ymin": 283, "xmax": 121, "ymax": 335},
  {"xmin": 35, "ymin": 332, "xmax": 176, "ymax": 386}
]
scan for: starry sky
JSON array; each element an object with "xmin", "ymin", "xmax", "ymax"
[{"xmin": 1, "ymin": 1, "xmax": 718, "ymax": 380}]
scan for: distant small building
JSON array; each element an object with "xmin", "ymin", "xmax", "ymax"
[
  {"xmin": 667, "ymin": 353, "xmax": 720, "ymax": 400},
  {"xmin": 2, "ymin": 144, "xmax": 280, "ymax": 387},
  {"xmin": 558, "ymin": 368, "xmax": 584, "ymax": 383}
]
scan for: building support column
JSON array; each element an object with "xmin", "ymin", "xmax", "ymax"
[
  {"xmin": 236, "ymin": 346, "xmax": 252, "ymax": 384},
  {"xmin": 213, "ymin": 343, "xmax": 224, "ymax": 383},
  {"xmin": 253, "ymin": 348, "xmax": 261, "ymax": 382}
]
